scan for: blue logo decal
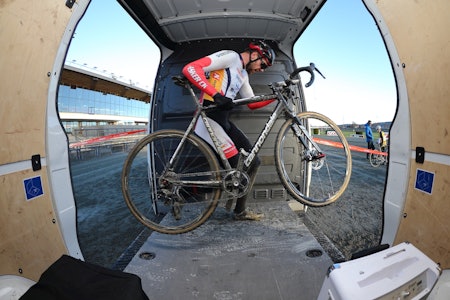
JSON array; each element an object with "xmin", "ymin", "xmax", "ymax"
[
  {"xmin": 414, "ymin": 169, "xmax": 434, "ymax": 195},
  {"xmin": 24, "ymin": 176, "xmax": 44, "ymax": 201}
]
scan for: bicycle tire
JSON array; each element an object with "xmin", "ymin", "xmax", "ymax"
[
  {"xmin": 121, "ymin": 129, "xmax": 222, "ymax": 234},
  {"xmin": 369, "ymin": 153, "xmax": 381, "ymax": 167},
  {"xmin": 275, "ymin": 111, "xmax": 352, "ymax": 206}
]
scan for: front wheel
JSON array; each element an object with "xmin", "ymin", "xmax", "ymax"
[
  {"xmin": 121, "ymin": 129, "xmax": 222, "ymax": 234},
  {"xmin": 275, "ymin": 111, "xmax": 352, "ymax": 206}
]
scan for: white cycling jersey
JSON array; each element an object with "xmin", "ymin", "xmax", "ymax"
[
  {"xmin": 183, "ymin": 50, "xmax": 254, "ymax": 101},
  {"xmin": 183, "ymin": 50, "xmax": 253, "ymax": 159},
  {"xmin": 182, "ymin": 49, "xmax": 273, "ymax": 159}
]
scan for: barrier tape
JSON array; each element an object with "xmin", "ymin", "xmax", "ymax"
[
  {"xmin": 69, "ymin": 130, "xmax": 387, "ymax": 157},
  {"xmin": 313, "ymin": 137, "xmax": 388, "ymax": 156},
  {"xmin": 70, "ymin": 129, "xmax": 146, "ymax": 148}
]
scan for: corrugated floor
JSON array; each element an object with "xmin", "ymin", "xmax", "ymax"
[{"xmin": 125, "ymin": 200, "xmax": 334, "ymax": 300}]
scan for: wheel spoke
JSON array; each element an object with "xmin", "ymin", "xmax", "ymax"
[
  {"xmin": 121, "ymin": 130, "xmax": 221, "ymax": 234},
  {"xmin": 275, "ymin": 112, "xmax": 352, "ymax": 206}
]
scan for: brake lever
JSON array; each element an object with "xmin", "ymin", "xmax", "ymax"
[
  {"xmin": 309, "ymin": 63, "xmax": 326, "ymax": 79},
  {"xmin": 315, "ymin": 67, "xmax": 326, "ymax": 79}
]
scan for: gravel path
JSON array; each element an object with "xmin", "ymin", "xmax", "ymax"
[
  {"xmin": 71, "ymin": 152, "xmax": 147, "ymax": 268},
  {"xmin": 304, "ymin": 137, "xmax": 386, "ymax": 260},
  {"xmin": 71, "ymin": 136, "xmax": 386, "ymax": 267}
]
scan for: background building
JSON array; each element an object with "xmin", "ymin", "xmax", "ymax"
[
  {"xmin": 58, "ymin": 63, "xmax": 151, "ymax": 133},
  {"xmin": 58, "ymin": 63, "xmax": 151, "ymax": 158}
]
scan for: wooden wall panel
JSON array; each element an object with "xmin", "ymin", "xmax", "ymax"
[
  {"xmin": 377, "ymin": 1, "xmax": 450, "ymax": 155},
  {"xmin": 377, "ymin": 0, "xmax": 450, "ymax": 268},
  {"xmin": 0, "ymin": 168, "xmax": 67, "ymax": 281},
  {"xmin": 0, "ymin": 0, "xmax": 73, "ymax": 280},
  {"xmin": 395, "ymin": 161, "xmax": 450, "ymax": 267},
  {"xmin": 0, "ymin": 1, "xmax": 71, "ymax": 164}
]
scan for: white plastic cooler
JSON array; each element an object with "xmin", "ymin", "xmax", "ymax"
[{"xmin": 318, "ymin": 242, "xmax": 441, "ymax": 300}]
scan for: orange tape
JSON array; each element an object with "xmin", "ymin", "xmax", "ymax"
[
  {"xmin": 313, "ymin": 137, "xmax": 388, "ymax": 156},
  {"xmin": 70, "ymin": 129, "xmax": 146, "ymax": 148}
]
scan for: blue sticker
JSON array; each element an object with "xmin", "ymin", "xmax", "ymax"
[
  {"xmin": 414, "ymin": 169, "xmax": 434, "ymax": 195},
  {"xmin": 24, "ymin": 176, "xmax": 44, "ymax": 200}
]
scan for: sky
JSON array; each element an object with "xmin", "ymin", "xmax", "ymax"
[
  {"xmin": 66, "ymin": 0, "xmax": 396, "ymax": 125},
  {"xmin": 294, "ymin": 1, "xmax": 396, "ymax": 125},
  {"xmin": 66, "ymin": 1, "xmax": 159, "ymax": 89}
]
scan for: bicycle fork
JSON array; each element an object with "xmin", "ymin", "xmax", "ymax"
[{"xmin": 291, "ymin": 116, "xmax": 325, "ymax": 161}]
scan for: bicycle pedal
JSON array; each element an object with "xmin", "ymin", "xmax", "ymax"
[{"xmin": 172, "ymin": 202, "xmax": 181, "ymax": 220}]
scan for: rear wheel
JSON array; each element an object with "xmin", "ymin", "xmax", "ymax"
[
  {"xmin": 275, "ymin": 111, "xmax": 352, "ymax": 206},
  {"xmin": 121, "ymin": 129, "xmax": 222, "ymax": 234},
  {"xmin": 369, "ymin": 153, "xmax": 383, "ymax": 167}
]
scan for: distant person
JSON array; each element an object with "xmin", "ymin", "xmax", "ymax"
[
  {"xmin": 365, "ymin": 120, "xmax": 374, "ymax": 159},
  {"xmin": 376, "ymin": 125, "xmax": 387, "ymax": 152},
  {"xmin": 182, "ymin": 40, "xmax": 275, "ymax": 221}
]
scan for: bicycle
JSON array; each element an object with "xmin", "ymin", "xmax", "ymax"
[
  {"xmin": 369, "ymin": 143, "xmax": 388, "ymax": 167},
  {"xmin": 121, "ymin": 63, "xmax": 352, "ymax": 234}
]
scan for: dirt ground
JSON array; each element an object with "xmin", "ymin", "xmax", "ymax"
[
  {"xmin": 71, "ymin": 152, "xmax": 147, "ymax": 268},
  {"xmin": 304, "ymin": 137, "xmax": 386, "ymax": 261},
  {"xmin": 71, "ymin": 136, "xmax": 386, "ymax": 268}
]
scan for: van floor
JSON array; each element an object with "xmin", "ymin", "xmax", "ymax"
[{"xmin": 124, "ymin": 200, "xmax": 335, "ymax": 300}]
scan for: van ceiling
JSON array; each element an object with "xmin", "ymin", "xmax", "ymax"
[{"xmin": 119, "ymin": 0, "xmax": 326, "ymax": 50}]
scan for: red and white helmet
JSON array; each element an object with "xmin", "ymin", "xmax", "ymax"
[{"xmin": 248, "ymin": 41, "xmax": 275, "ymax": 67}]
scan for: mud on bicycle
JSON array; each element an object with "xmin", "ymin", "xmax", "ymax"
[{"xmin": 121, "ymin": 64, "xmax": 352, "ymax": 234}]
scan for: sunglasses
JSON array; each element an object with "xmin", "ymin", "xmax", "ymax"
[{"xmin": 258, "ymin": 56, "xmax": 269, "ymax": 70}]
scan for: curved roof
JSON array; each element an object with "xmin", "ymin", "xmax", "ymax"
[
  {"xmin": 60, "ymin": 65, "xmax": 151, "ymax": 103},
  {"xmin": 119, "ymin": 0, "xmax": 325, "ymax": 50}
]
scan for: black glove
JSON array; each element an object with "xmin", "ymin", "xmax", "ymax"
[{"xmin": 213, "ymin": 93, "xmax": 234, "ymax": 110}]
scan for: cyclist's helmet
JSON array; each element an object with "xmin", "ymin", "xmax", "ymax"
[
  {"xmin": 248, "ymin": 41, "xmax": 275, "ymax": 68},
  {"xmin": 376, "ymin": 125, "xmax": 381, "ymax": 130}
]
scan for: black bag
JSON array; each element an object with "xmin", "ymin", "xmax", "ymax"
[{"xmin": 20, "ymin": 255, "xmax": 149, "ymax": 300}]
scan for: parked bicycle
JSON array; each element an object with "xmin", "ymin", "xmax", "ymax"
[
  {"xmin": 121, "ymin": 64, "xmax": 352, "ymax": 234},
  {"xmin": 369, "ymin": 143, "xmax": 388, "ymax": 167}
]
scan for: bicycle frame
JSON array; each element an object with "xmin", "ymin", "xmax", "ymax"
[
  {"xmin": 171, "ymin": 80, "xmax": 323, "ymax": 175},
  {"xmin": 122, "ymin": 68, "xmax": 352, "ymax": 234}
]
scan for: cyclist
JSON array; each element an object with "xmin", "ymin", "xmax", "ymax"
[
  {"xmin": 376, "ymin": 125, "xmax": 387, "ymax": 152},
  {"xmin": 182, "ymin": 40, "xmax": 276, "ymax": 221}
]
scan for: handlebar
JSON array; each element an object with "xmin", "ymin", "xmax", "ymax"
[
  {"xmin": 287, "ymin": 63, "xmax": 326, "ymax": 88},
  {"xmin": 172, "ymin": 62, "xmax": 326, "ymax": 110},
  {"xmin": 173, "ymin": 62, "xmax": 325, "ymax": 90}
]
